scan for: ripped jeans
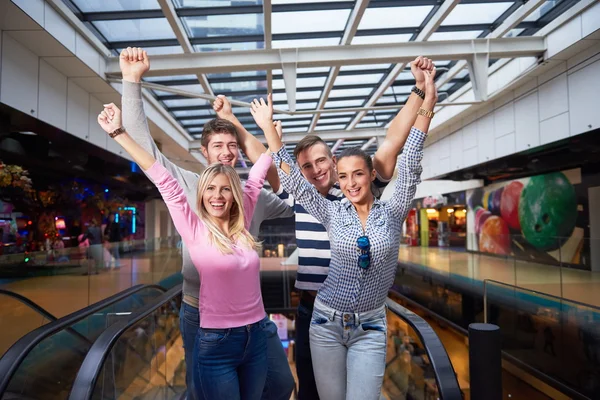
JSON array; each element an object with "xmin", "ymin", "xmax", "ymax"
[{"xmin": 309, "ymin": 298, "xmax": 387, "ymax": 400}]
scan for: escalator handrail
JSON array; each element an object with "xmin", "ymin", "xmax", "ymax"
[
  {"xmin": 0, "ymin": 283, "xmax": 167, "ymax": 395},
  {"xmin": 0, "ymin": 288, "xmax": 58, "ymax": 322},
  {"xmin": 386, "ymin": 295, "xmax": 463, "ymax": 400},
  {"xmin": 0, "ymin": 288, "xmax": 96, "ymax": 362},
  {"xmin": 69, "ymin": 284, "xmax": 183, "ymax": 400}
]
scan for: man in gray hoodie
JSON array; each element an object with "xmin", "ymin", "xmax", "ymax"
[{"xmin": 119, "ymin": 47, "xmax": 295, "ymax": 400}]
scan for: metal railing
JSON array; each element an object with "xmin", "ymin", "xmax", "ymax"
[
  {"xmin": 385, "ymin": 297, "xmax": 463, "ymax": 400},
  {"xmin": 0, "ymin": 288, "xmax": 58, "ymax": 323},
  {"xmin": 0, "ymin": 284, "xmax": 167, "ymax": 396},
  {"xmin": 482, "ymin": 278, "xmax": 600, "ymax": 323},
  {"xmin": 69, "ymin": 284, "xmax": 184, "ymax": 400}
]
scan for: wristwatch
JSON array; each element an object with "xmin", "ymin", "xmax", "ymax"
[
  {"xmin": 109, "ymin": 127, "xmax": 126, "ymax": 138},
  {"xmin": 417, "ymin": 108, "xmax": 435, "ymax": 118},
  {"xmin": 411, "ymin": 86, "xmax": 425, "ymax": 100}
]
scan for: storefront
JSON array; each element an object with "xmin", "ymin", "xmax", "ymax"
[{"xmin": 405, "ymin": 191, "xmax": 467, "ymax": 248}]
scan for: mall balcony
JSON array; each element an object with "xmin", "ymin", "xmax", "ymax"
[{"xmin": 1, "ymin": 0, "xmax": 600, "ymax": 399}]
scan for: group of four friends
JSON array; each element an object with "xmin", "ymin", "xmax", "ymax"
[{"xmin": 96, "ymin": 47, "xmax": 438, "ymax": 400}]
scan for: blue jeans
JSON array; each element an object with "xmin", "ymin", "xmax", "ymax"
[
  {"xmin": 179, "ymin": 303, "xmax": 201, "ymax": 400},
  {"xmin": 179, "ymin": 303, "xmax": 294, "ymax": 400},
  {"xmin": 193, "ymin": 317, "xmax": 269, "ymax": 400},
  {"xmin": 309, "ymin": 299, "xmax": 387, "ymax": 400},
  {"xmin": 296, "ymin": 301, "xmax": 320, "ymax": 400}
]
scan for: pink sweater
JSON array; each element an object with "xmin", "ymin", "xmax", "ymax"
[{"xmin": 146, "ymin": 153, "xmax": 272, "ymax": 328}]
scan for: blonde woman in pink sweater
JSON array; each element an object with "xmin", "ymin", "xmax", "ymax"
[{"xmin": 98, "ymin": 103, "xmax": 280, "ymax": 400}]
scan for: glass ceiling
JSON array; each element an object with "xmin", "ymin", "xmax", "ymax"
[{"xmin": 63, "ymin": 0, "xmax": 579, "ymax": 151}]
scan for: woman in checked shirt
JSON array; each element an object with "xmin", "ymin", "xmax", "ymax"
[{"xmin": 252, "ymin": 68, "xmax": 438, "ymax": 400}]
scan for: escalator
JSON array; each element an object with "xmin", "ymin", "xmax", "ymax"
[
  {"xmin": 66, "ymin": 284, "xmax": 463, "ymax": 400},
  {"xmin": 69, "ymin": 285, "xmax": 185, "ymax": 400},
  {"xmin": 0, "ymin": 284, "xmax": 171, "ymax": 400}
]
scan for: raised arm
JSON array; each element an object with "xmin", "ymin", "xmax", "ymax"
[
  {"xmin": 250, "ymin": 98, "xmax": 337, "ymax": 228},
  {"xmin": 387, "ymin": 68, "xmax": 438, "ymax": 221},
  {"xmin": 118, "ymin": 47, "xmax": 200, "ymax": 193},
  {"xmin": 373, "ymin": 56, "xmax": 434, "ymax": 180},
  {"xmin": 243, "ymin": 153, "xmax": 273, "ymax": 229},
  {"xmin": 213, "ymin": 94, "xmax": 282, "ymax": 193},
  {"xmin": 98, "ymin": 104, "xmax": 202, "ymax": 244}
]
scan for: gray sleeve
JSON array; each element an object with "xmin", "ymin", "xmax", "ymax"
[
  {"xmin": 122, "ymin": 81, "xmax": 199, "ymax": 194},
  {"xmin": 256, "ymin": 188, "xmax": 295, "ymax": 221},
  {"xmin": 248, "ymin": 189, "xmax": 294, "ymax": 235}
]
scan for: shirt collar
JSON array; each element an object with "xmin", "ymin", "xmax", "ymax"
[{"xmin": 341, "ymin": 197, "xmax": 382, "ymax": 210}]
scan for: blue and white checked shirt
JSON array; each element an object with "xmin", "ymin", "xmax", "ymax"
[
  {"xmin": 276, "ymin": 172, "xmax": 388, "ymax": 291},
  {"xmin": 272, "ymin": 127, "xmax": 426, "ymax": 312}
]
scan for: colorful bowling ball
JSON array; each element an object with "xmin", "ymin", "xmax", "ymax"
[
  {"xmin": 483, "ymin": 191, "xmax": 491, "ymax": 211},
  {"xmin": 519, "ymin": 172, "xmax": 577, "ymax": 251},
  {"xmin": 479, "ymin": 216, "xmax": 511, "ymax": 255},
  {"xmin": 490, "ymin": 187, "xmax": 504, "ymax": 215},
  {"xmin": 500, "ymin": 181, "xmax": 524, "ymax": 231},
  {"xmin": 475, "ymin": 209, "xmax": 492, "ymax": 235}
]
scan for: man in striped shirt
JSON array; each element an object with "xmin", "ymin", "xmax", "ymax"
[{"xmin": 215, "ymin": 54, "xmax": 434, "ymax": 400}]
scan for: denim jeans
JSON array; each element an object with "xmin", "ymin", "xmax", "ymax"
[
  {"xmin": 179, "ymin": 302, "xmax": 201, "ymax": 400},
  {"xmin": 309, "ymin": 299, "xmax": 387, "ymax": 400},
  {"xmin": 296, "ymin": 300, "xmax": 320, "ymax": 400},
  {"xmin": 179, "ymin": 302, "xmax": 294, "ymax": 400},
  {"xmin": 262, "ymin": 316, "xmax": 296, "ymax": 400},
  {"xmin": 193, "ymin": 316, "xmax": 269, "ymax": 400}
]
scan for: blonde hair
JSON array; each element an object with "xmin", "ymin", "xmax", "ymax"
[{"xmin": 196, "ymin": 163, "xmax": 257, "ymax": 254}]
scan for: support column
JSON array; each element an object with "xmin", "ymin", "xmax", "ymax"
[{"xmin": 469, "ymin": 323, "xmax": 502, "ymax": 400}]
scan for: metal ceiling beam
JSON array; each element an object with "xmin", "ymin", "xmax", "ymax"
[
  {"xmin": 309, "ymin": 0, "xmax": 371, "ymax": 135},
  {"xmin": 361, "ymin": 137, "xmax": 378, "ymax": 151},
  {"xmin": 280, "ymin": 49, "xmax": 298, "ymax": 111},
  {"xmin": 157, "ymin": 0, "xmax": 214, "ymax": 96},
  {"xmin": 104, "ymin": 37, "xmax": 546, "ymax": 76},
  {"xmin": 113, "ymin": 78, "xmax": 477, "ymax": 117},
  {"xmin": 81, "ymin": 1, "xmax": 447, "ymax": 20},
  {"xmin": 106, "ymin": 22, "xmax": 539, "ymax": 50},
  {"xmin": 433, "ymin": 0, "xmax": 546, "ymax": 91},
  {"xmin": 331, "ymin": 139, "xmax": 345, "ymax": 153},
  {"xmin": 190, "ymin": 127, "xmax": 389, "ymax": 149},
  {"xmin": 263, "ymin": 0, "xmax": 273, "ymax": 94},
  {"xmin": 348, "ymin": 0, "xmax": 461, "ymax": 130}
]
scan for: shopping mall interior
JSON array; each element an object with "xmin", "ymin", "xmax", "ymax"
[{"xmin": 1, "ymin": 0, "xmax": 600, "ymax": 399}]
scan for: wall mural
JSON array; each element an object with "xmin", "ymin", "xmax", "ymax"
[{"xmin": 466, "ymin": 169, "xmax": 584, "ymax": 265}]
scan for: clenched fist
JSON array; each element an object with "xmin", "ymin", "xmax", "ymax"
[{"xmin": 120, "ymin": 47, "xmax": 150, "ymax": 83}]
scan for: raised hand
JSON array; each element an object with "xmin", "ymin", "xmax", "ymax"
[
  {"xmin": 274, "ymin": 120, "xmax": 283, "ymax": 140},
  {"xmin": 97, "ymin": 103, "xmax": 122, "ymax": 134},
  {"xmin": 213, "ymin": 95, "xmax": 234, "ymax": 120},
  {"xmin": 120, "ymin": 47, "xmax": 150, "ymax": 83},
  {"xmin": 423, "ymin": 67, "xmax": 438, "ymax": 103},
  {"xmin": 249, "ymin": 94, "xmax": 274, "ymax": 131},
  {"xmin": 410, "ymin": 56, "xmax": 434, "ymax": 87}
]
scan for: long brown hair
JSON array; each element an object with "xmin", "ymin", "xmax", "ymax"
[{"xmin": 195, "ymin": 163, "xmax": 256, "ymax": 254}]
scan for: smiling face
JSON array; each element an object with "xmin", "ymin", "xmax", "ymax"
[
  {"xmin": 296, "ymin": 142, "xmax": 337, "ymax": 195},
  {"xmin": 337, "ymin": 155, "xmax": 376, "ymax": 205},
  {"xmin": 201, "ymin": 132, "xmax": 239, "ymax": 167},
  {"xmin": 202, "ymin": 173, "xmax": 235, "ymax": 221}
]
